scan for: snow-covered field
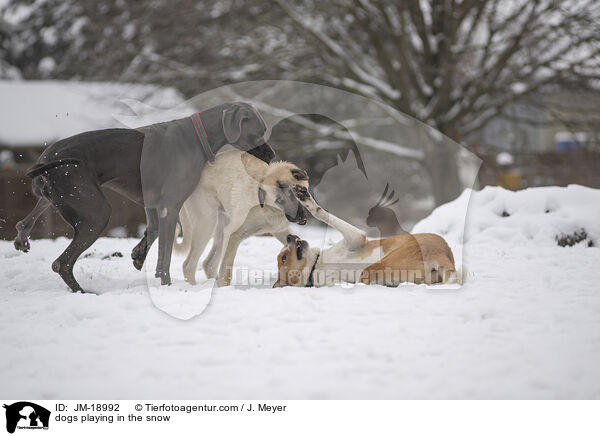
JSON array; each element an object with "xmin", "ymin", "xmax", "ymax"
[{"xmin": 1, "ymin": 185, "xmax": 599, "ymax": 399}]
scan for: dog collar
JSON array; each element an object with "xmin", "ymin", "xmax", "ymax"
[
  {"xmin": 190, "ymin": 112, "xmax": 215, "ymax": 164},
  {"xmin": 306, "ymin": 253, "xmax": 320, "ymax": 287}
]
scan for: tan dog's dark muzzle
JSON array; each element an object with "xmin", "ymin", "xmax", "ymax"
[{"xmin": 247, "ymin": 141, "xmax": 275, "ymax": 163}]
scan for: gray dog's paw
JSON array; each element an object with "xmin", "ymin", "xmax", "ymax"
[
  {"xmin": 158, "ymin": 271, "xmax": 171, "ymax": 286},
  {"xmin": 131, "ymin": 247, "xmax": 145, "ymax": 270},
  {"xmin": 132, "ymin": 258, "xmax": 144, "ymax": 270},
  {"xmin": 14, "ymin": 237, "xmax": 30, "ymax": 253}
]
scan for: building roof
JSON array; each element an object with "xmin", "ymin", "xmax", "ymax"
[{"xmin": 0, "ymin": 80, "xmax": 189, "ymax": 147}]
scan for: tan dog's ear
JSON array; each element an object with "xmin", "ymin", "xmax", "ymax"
[
  {"xmin": 291, "ymin": 168, "xmax": 308, "ymax": 181},
  {"xmin": 241, "ymin": 152, "xmax": 267, "ymax": 182},
  {"xmin": 258, "ymin": 186, "xmax": 266, "ymax": 208}
]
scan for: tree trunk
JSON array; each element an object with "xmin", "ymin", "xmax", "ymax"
[
  {"xmin": 424, "ymin": 145, "xmax": 462, "ymax": 206},
  {"xmin": 422, "ymin": 125, "xmax": 463, "ymax": 207}
]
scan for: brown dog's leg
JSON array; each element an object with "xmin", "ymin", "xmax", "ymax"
[{"xmin": 360, "ymin": 246, "xmax": 426, "ymax": 286}]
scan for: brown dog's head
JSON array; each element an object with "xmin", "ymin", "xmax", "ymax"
[
  {"xmin": 243, "ymin": 154, "xmax": 309, "ymax": 225},
  {"xmin": 273, "ymin": 234, "xmax": 318, "ymax": 287}
]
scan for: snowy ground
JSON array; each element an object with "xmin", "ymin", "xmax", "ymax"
[{"xmin": 1, "ymin": 185, "xmax": 599, "ymax": 399}]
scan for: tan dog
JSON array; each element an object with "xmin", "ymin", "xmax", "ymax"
[
  {"xmin": 175, "ymin": 150, "xmax": 309, "ymax": 286},
  {"xmin": 274, "ymin": 186, "xmax": 456, "ymax": 287}
]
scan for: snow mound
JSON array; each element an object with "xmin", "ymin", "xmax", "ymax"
[
  {"xmin": 2, "ymin": 188, "xmax": 600, "ymax": 398},
  {"xmin": 413, "ymin": 185, "xmax": 600, "ymax": 249}
]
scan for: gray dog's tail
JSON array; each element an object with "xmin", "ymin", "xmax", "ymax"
[
  {"xmin": 173, "ymin": 207, "xmax": 191, "ymax": 255},
  {"xmin": 26, "ymin": 159, "xmax": 82, "ymax": 178}
]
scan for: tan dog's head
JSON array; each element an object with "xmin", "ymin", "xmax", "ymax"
[
  {"xmin": 273, "ymin": 234, "xmax": 318, "ymax": 287},
  {"xmin": 242, "ymin": 153, "xmax": 309, "ymax": 224}
]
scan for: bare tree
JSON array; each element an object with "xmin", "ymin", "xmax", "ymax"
[
  {"xmin": 275, "ymin": 0, "xmax": 600, "ymax": 204},
  {"xmin": 4, "ymin": 0, "xmax": 599, "ymax": 204},
  {"xmin": 0, "ymin": 0, "xmax": 307, "ymax": 92}
]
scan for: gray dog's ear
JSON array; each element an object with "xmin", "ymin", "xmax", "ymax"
[
  {"xmin": 258, "ymin": 186, "xmax": 266, "ymax": 208},
  {"xmin": 291, "ymin": 168, "xmax": 309, "ymax": 181},
  {"xmin": 222, "ymin": 103, "xmax": 248, "ymax": 144}
]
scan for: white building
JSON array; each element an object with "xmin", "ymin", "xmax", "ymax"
[{"xmin": 0, "ymin": 80, "xmax": 188, "ymax": 166}]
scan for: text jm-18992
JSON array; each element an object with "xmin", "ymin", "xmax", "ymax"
[{"xmin": 56, "ymin": 404, "xmax": 120, "ymax": 412}]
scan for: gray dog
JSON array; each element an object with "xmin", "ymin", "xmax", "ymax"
[{"xmin": 14, "ymin": 102, "xmax": 275, "ymax": 293}]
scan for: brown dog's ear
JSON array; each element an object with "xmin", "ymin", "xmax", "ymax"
[
  {"xmin": 258, "ymin": 186, "xmax": 266, "ymax": 208},
  {"xmin": 291, "ymin": 168, "xmax": 309, "ymax": 181},
  {"xmin": 222, "ymin": 104, "xmax": 247, "ymax": 144}
]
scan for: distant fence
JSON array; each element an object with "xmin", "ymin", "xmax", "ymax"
[
  {"xmin": 0, "ymin": 166, "xmax": 145, "ymax": 241},
  {"xmin": 2, "ymin": 150, "xmax": 599, "ymax": 241},
  {"xmin": 478, "ymin": 150, "xmax": 600, "ymax": 190}
]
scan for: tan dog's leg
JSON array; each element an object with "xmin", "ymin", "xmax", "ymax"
[
  {"xmin": 215, "ymin": 224, "xmax": 236, "ymax": 287},
  {"xmin": 210, "ymin": 213, "xmax": 244, "ymax": 287},
  {"xmin": 217, "ymin": 232, "xmax": 243, "ymax": 287},
  {"xmin": 202, "ymin": 208, "xmax": 228, "ymax": 278},
  {"xmin": 182, "ymin": 204, "xmax": 217, "ymax": 284}
]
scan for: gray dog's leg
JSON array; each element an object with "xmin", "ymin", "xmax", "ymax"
[
  {"xmin": 155, "ymin": 206, "xmax": 180, "ymax": 285},
  {"xmin": 50, "ymin": 177, "xmax": 112, "ymax": 292},
  {"xmin": 132, "ymin": 208, "xmax": 159, "ymax": 270},
  {"xmin": 14, "ymin": 197, "xmax": 51, "ymax": 252}
]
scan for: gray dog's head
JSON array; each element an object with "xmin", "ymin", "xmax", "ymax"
[{"xmin": 223, "ymin": 102, "xmax": 275, "ymax": 163}]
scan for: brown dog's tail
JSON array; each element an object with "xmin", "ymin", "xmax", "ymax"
[
  {"xmin": 26, "ymin": 159, "xmax": 82, "ymax": 178},
  {"xmin": 173, "ymin": 207, "xmax": 192, "ymax": 255}
]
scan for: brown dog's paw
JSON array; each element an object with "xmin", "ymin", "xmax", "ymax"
[{"xmin": 294, "ymin": 184, "xmax": 310, "ymax": 201}]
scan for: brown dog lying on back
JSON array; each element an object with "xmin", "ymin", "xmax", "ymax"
[{"xmin": 274, "ymin": 186, "xmax": 456, "ymax": 287}]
